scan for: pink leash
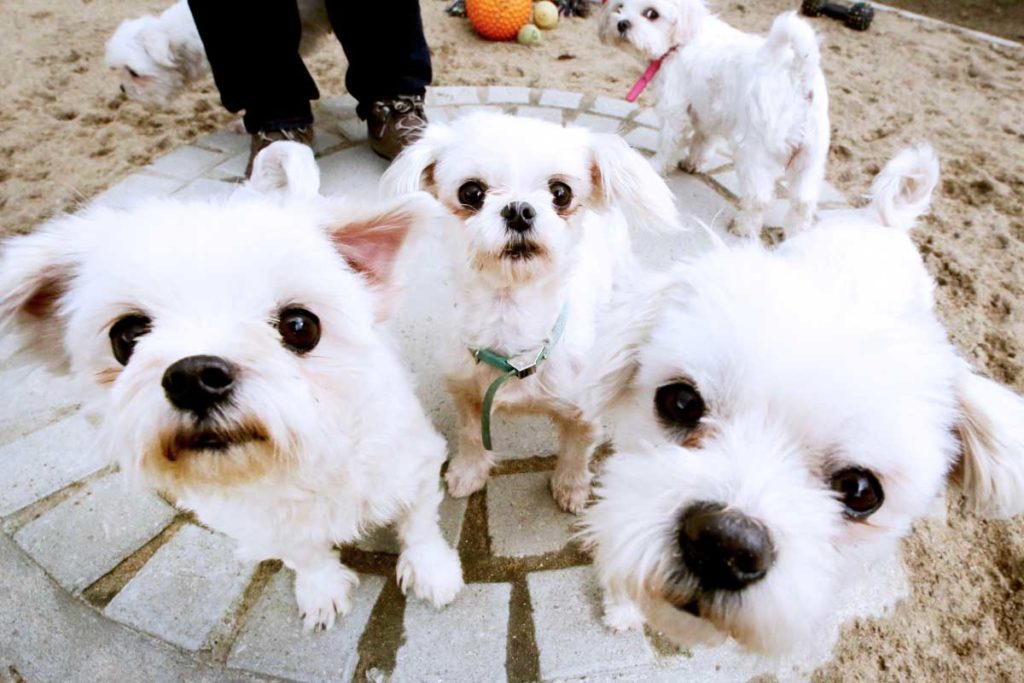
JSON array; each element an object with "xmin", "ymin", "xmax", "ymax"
[{"xmin": 625, "ymin": 47, "xmax": 676, "ymax": 103}]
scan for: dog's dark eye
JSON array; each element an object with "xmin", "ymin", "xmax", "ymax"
[
  {"xmin": 278, "ymin": 307, "xmax": 321, "ymax": 354},
  {"xmin": 654, "ymin": 381, "xmax": 705, "ymax": 430},
  {"xmin": 457, "ymin": 180, "xmax": 487, "ymax": 211},
  {"xmin": 550, "ymin": 181, "xmax": 573, "ymax": 209},
  {"xmin": 830, "ymin": 467, "xmax": 884, "ymax": 520},
  {"xmin": 126, "ymin": 67, "xmax": 140, "ymax": 78},
  {"xmin": 110, "ymin": 314, "xmax": 152, "ymax": 365},
  {"xmin": 643, "ymin": 8, "xmax": 660, "ymax": 20}
]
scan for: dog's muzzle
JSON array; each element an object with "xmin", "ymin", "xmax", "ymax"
[
  {"xmin": 162, "ymin": 354, "xmax": 237, "ymax": 417},
  {"xmin": 677, "ymin": 502, "xmax": 775, "ymax": 593},
  {"xmin": 501, "ymin": 201, "xmax": 536, "ymax": 233}
]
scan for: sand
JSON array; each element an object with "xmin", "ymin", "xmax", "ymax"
[{"xmin": 1, "ymin": 0, "xmax": 1023, "ymax": 679}]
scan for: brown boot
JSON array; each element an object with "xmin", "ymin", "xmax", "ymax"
[
  {"xmin": 366, "ymin": 95, "xmax": 428, "ymax": 161},
  {"xmin": 245, "ymin": 126, "xmax": 315, "ymax": 178}
]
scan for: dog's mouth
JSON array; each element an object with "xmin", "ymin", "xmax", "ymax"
[
  {"xmin": 500, "ymin": 236, "xmax": 545, "ymax": 261},
  {"xmin": 162, "ymin": 420, "xmax": 269, "ymax": 461}
]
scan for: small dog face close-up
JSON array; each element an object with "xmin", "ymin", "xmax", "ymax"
[
  {"xmin": 599, "ymin": 0, "xmax": 692, "ymax": 60},
  {"xmin": 580, "ymin": 146, "xmax": 1024, "ymax": 653}
]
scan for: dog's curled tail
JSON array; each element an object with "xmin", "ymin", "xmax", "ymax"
[
  {"xmin": 868, "ymin": 144, "xmax": 940, "ymax": 232},
  {"xmin": 762, "ymin": 12, "xmax": 821, "ymax": 93}
]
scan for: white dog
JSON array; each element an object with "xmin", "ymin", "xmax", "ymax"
[
  {"xmin": 381, "ymin": 112, "xmax": 680, "ymax": 513},
  {"xmin": 578, "ymin": 145, "xmax": 1024, "ymax": 653},
  {"xmin": 106, "ymin": 0, "xmax": 330, "ymax": 106},
  {"xmin": 600, "ymin": 1, "xmax": 830, "ymax": 237},
  {"xmin": 0, "ymin": 143, "xmax": 462, "ymax": 631}
]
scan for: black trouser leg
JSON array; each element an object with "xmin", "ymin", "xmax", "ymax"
[
  {"xmin": 188, "ymin": 1, "xmax": 319, "ymax": 133},
  {"xmin": 326, "ymin": 0, "xmax": 433, "ymax": 119}
]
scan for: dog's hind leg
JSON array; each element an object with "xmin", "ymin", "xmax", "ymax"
[
  {"xmin": 734, "ymin": 158, "xmax": 776, "ymax": 239},
  {"xmin": 782, "ymin": 144, "xmax": 824, "ymax": 235},
  {"xmin": 395, "ymin": 478, "xmax": 465, "ymax": 608}
]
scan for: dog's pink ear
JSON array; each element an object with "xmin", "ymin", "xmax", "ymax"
[{"xmin": 0, "ymin": 218, "xmax": 78, "ymax": 370}]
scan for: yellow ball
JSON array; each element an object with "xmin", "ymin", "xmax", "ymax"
[
  {"xmin": 517, "ymin": 24, "xmax": 542, "ymax": 45},
  {"xmin": 533, "ymin": 1, "xmax": 559, "ymax": 30}
]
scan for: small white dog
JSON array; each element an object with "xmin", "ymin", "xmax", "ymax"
[
  {"xmin": 579, "ymin": 145, "xmax": 1024, "ymax": 653},
  {"xmin": 106, "ymin": 0, "xmax": 329, "ymax": 106},
  {"xmin": 0, "ymin": 143, "xmax": 462, "ymax": 631},
  {"xmin": 382, "ymin": 112, "xmax": 680, "ymax": 513},
  {"xmin": 600, "ymin": 1, "xmax": 830, "ymax": 237}
]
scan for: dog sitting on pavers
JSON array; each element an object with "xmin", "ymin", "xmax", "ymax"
[
  {"xmin": 381, "ymin": 112, "xmax": 681, "ymax": 514},
  {"xmin": 0, "ymin": 142, "xmax": 462, "ymax": 631},
  {"xmin": 578, "ymin": 145, "xmax": 1024, "ymax": 653},
  {"xmin": 599, "ymin": 1, "xmax": 829, "ymax": 238}
]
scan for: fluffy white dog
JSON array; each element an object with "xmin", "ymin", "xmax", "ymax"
[
  {"xmin": 106, "ymin": 0, "xmax": 329, "ymax": 106},
  {"xmin": 0, "ymin": 143, "xmax": 462, "ymax": 631},
  {"xmin": 381, "ymin": 112, "xmax": 680, "ymax": 513},
  {"xmin": 600, "ymin": 1, "xmax": 830, "ymax": 237},
  {"xmin": 578, "ymin": 145, "xmax": 1024, "ymax": 653}
]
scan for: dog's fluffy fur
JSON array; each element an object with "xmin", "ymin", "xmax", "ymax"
[
  {"xmin": 0, "ymin": 143, "xmax": 462, "ymax": 631},
  {"xmin": 106, "ymin": 0, "xmax": 329, "ymax": 106},
  {"xmin": 600, "ymin": 1, "xmax": 829, "ymax": 237},
  {"xmin": 578, "ymin": 145, "xmax": 1024, "ymax": 653},
  {"xmin": 381, "ymin": 112, "xmax": 680, "ymax": 513}
]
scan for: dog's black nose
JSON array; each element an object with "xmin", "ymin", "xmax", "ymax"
[
  {"xmin": 617, "ymin": 19, "xmax": 632, "ymax": 34},
  {"xmin": 162, "ymin": 355, "xmax": 237, "ymax": 416},
  {"xmin": 501, "ymin": 201, "xmax": 536, "ymax": 233},
  {"xmin": 678, "ymin": 502, "xmax": 774, "ymax": 592}
]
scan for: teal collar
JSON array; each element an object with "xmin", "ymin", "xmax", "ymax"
[{"xmin": 469, "ymin": 302, "xmax": 570, "ymax": 451}]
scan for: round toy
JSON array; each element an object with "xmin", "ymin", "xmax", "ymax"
[
  {"xmin": 517, "ymin": 23, "xmax": 543, "ymax": 45},
  {"xmin": 466, "ymin": 0, "xmax": 533, "ymax": 41},
  {"xmin": 533, "ymin": 1, "xmax": 560, "ymax": 30}
]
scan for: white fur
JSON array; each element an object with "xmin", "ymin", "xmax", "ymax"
[
  {"xmin": 381, "ymin": 112, "xmax": 681, "ymax": 513},
  {"xmin": 106, "ymin": 0, "xmax": 330, "ymax": 106},
  {"xmin": 0, "ymin": 143, "xmax": 463, "ymax": 631},
  {"xmin": 600, "ymin": 1, "xmax": 830, "ymax": 237},
  {"xmin": 579, "ymin": 145, "xmax": 1024, "ymax": 653}
]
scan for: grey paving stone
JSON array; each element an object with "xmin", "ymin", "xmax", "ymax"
[
  {"xmin": 539, "ymin": 89, "xmax": 584, "ymax": 109},
  {"xmin": 570, "ymin": 113, "xmax": 623, "ymax": 135},
  {"xmin": 711, "ymin": 168, "xmax": 740, "ymax": 197},
  {"xmin": 624, "ymin": 126, "xmax": 658, "ymax": 153},
  {"xmin": 13, "ymin": 473, "xmax": 175, "ymax": 593},
  {"xmin": 633, "ymin": 108, "xmax": 661, "ymax": 128},
  {"xmin": 146, "ymin": 146, "xmax": 227, "ymax": 181},
  {"xmin": 820, "ymin": 181, "xmax": 848, "ymax": 206},
  {"xmin": 90, "ymin": 173, "xmax": 186, "ymax": 210},
  {"xmin": 311, "ymin": 129, "xmax": 343, "ymax": 155},
  {"xmin": 317, "ymin": 94, "xmax": 359, "ymax": 121},
  {"xmin": 487, "ymin": 471, "xmax": 574, "ymax": 558},
  {"xmin": 515, "ymin": 106, "xmax": 564, "ymax": 124},
  {"xmin": 393, "ymin": 582, "xmax": 510, "ymax": 683},
  {"xmin": 334, "ymin": 116, "xmax": 369, "ymax": 143},
  {"xmin": 423, "ymin": 105, "xmax": 456, "ymax": 124},
  {"xmin": 0, "ymin": 364, "xmax": 79, "ymax": 448},
  {"xmin": 426, "ymin": 86, "xmax": 481, "ymax": 107},
  {"xmin": 0, "ymin": 414, "xmax": 103, "ymax": 517},
  {"xmin": 194, "ymin": 130, "xmax": 250, "ymax": 155},
  {"xmin": 105, "ymin": 524, "xmax": 257, "ymax": 651},
  {"xmin": 206, "ymin": 152, "xmax": 248, "ymax": 181},
  {"xmin": 486, "ymin": 85, "xmax": 531, "ymax": 105},
  {"xmin": 172, "ymin": 178, "xmax": 237, "ymax": 202},
  {"xmin": 356, "ymin": 490, "xmax": 467, "ymax": 554},
  {"xmin": 591, "ymin": 96, "xmax": 638, "ymax": 119},
  {"xmin": 318, "ymin": 144, "xmax": 390, "ymax": 198},
  {"xmin": 227, "ymin": 570, "xmax": 384, "ymax": 683},
  {"xmin": 529, "ymin": 566, "xmax": 654, "ymax": 680}
]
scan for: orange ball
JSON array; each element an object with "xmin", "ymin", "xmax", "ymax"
[{"xmin": 466, "ymin": 0, "xmax": 533, "ymax": 41}]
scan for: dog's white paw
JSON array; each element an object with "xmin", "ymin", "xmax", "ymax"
[
  {"xmin": 445, "ymin": 457, "xmax": 490, "ymax": 498},
  {"xmin": 603, "ymin": 595, "xmax": 646, "ymax": 632},
  {"xmin": 397, "ymin": 541, "xmax": 464, "ymax": 608},
  {"xmin": 293, "ymin": 564, "xmax": 359, "ymax": 632},
  {"xmin": 550, "ymin": 471, "xmax": 591, "ymax": 515}
]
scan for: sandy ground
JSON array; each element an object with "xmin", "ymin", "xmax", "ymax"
[{"xmin": 1, "ymin": 0, "xmax": 1023, "ymax": 680}]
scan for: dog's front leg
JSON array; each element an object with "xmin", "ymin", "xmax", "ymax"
[
  {"xmin": 650, "ymin": 113, "xmax": 689, "ymax": 176},
  {"xmin": 551, "ymin": 413, "xmax": 597, "ymax": 514},
  {"xmin": 395, "ymin": 479, "xmax": 465, "ymax": 608},
  {"xmin": 281, "ymin": 545, "xmax": 360, "ymax": 632},
  {"xmin": 444, "ymin": 380, "xmax": 496, "ymax": 498}
]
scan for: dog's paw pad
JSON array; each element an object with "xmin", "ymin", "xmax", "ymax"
[
  {"xmin": 397, "ymin": 542, "xmax": 464, "ymax": 608},
  {"xmin": 445, "ymin": 459, "xmax": 490, "ymax": 498},
  {"xmin": 550, "ymin": 475, "xmax": 591, "ymax": 515},
  {"xmin": 294, "ymin": 565, "xmax": 358, "ymax": 632},
  {"xmin": 603, "ymin": 598, "xmax": 645, "ymax": 632}
]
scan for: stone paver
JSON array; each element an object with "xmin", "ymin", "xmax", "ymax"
[
  {"xmin": 486, "ymin": 85, "xmax": 531, "ymax": 105},
  {"xmin": 624, "ymin": 126, "xmax": 658, "ymax": 153},
  {"xmin": 206, "ymin": 152, "xmax": 248, "ymax": 181},
  {"xmin": 426, "ymin": 86, "xmax": 481, "ymax": 107},
  {"xmin": 146, "ymin": 146, "xmax": 227, "ymax": 180},
  {"xmin": 591, "ymin": 96, "xmax": 638, "ymax": 119},
  {"xmin": 487, "ymin": 472, "xmax": 574, "ymax": 558},
  {"xmin": 172, "ymin": 178, "xmax": 236, "ymax": 202},
  {"xmin": 633, "ymin": 108, "xmax": 661, "ymax": 128},
  {"xmin": 356, "ymin": 490, "xmax": 468, "ymax": 554},
  {"xmin": 105, "ymin": 524, "xmax": 257, "ymax": 651},
  {"xmin": 393, "ymin": 582, "xmax": 511, "ymax": 683},
  {"xmin": 539, "ymin": 89, "xmax": 583, "ymax": 109},
  {"xmin": 13, "ymin": 473, "xmax": 175, "ymax": 593},
  {"xmin": 317, "ymin": 145, "xmax": 388, "ymax": 197},
  {"xmin": 0, "ymin": 414, "xmax": 102, "ymax": 517},
  {"xmin": 91, "ymin": 173, "xmax": 186, "ymax": 210},
  {"xmin": 0, "ymin": 364, "xmax": 79, "ymax": 447},
  {"xmin": 516, "ymin": 106, "xmax": 564, "ymax": 124},
  {"xmin": 529, "ymin": 566, "xmax": 654, "ymax": 680},
  {"xmin": 194, "ymin": 129, "xmax": 250, "ymax": 155},
  {"xmin": 571, "ymin": 113, "xmax": 623, "ymax": 134},
  {"xmin": 228, "ymin": 571, "xmax": 384, "ymax": 683}
]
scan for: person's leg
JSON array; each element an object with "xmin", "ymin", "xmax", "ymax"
[{"xmin": 188, "ymin": 0, "xmax": 318, "ymax": 134}]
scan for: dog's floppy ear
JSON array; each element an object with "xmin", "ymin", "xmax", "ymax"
[
  {"xmin": 0, "ymin": 218, "xmax": 80, "ymax": 370},
  {"xmin": 324, "ymin": 192, "xmax": 441, "ymax": 319},
  {"xmin": 138, "ymin": 21, "xmax": 177, "ymax": 69},
  {"xmin": 670, "ymin": 0, "xmax": 710, "ymax": 45},
  {"xmin": 379, "ymin": 123, "xmax": 452, "ymax": 198},
  {"xmin": 248, "ymin": 141, "xmax": 321, "ymax": 201},
  {"xmin": 589, "ymin": 132, "xmax": 681, "ymax": 232},
  {"xmin": 951, "ymin": 369, "xmax": 1024, "ymax": 518}
]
